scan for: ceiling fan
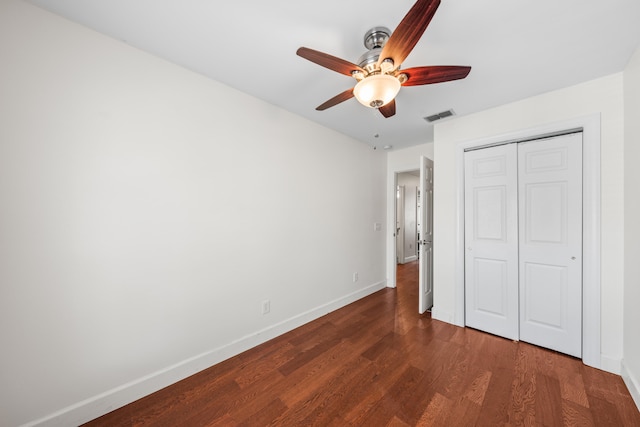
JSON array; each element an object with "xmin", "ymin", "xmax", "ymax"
[{"xmin": 296, "ymin": 0, "xmax": 471, "ymax": 118}]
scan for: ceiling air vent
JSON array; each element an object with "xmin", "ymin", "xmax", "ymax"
[{"xmin": 424, "ymin": 109, "xmax": 455, "ymax": 123}]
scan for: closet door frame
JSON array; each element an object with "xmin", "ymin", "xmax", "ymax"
[{"xmin": 453, "ymin": 114, "xmax": 601, "ymax": 370}]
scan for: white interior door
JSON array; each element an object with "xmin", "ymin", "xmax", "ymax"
[
  {"xmin": 396, "ymin": 185, "xmax": 405, "ymax": 263},
  {"xmin": 464, "ymin": 144, "xmax": 519, "ymax": 340},
  {"xmin": 418, "ymin": 156, "xmax": 434, "ymax": 313},
  {"xmin": 518, "ymin": 133, "xmax": 583, "ymax": 357}
]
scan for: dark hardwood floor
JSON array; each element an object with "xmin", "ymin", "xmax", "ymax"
[{"xmin": 85, "ymin": 261, "xmax": 640, "ymax": 426}]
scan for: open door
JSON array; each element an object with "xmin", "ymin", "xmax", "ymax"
[{"xmin": 418, "ymin": 156, "xmax": 434, "ymax": 314}]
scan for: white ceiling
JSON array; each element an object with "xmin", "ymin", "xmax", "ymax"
[{"xmin": 26, "ymin": 0, "xmax": 640, "ymax": 150}]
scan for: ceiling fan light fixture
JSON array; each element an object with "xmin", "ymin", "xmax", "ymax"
[
  {"xmin": 295, "ymin": 0, "xmax": 471, "ymax": 118},
  {"xmin": 353, "ymin": 74, "xmax": 401, "ymax": 108}
]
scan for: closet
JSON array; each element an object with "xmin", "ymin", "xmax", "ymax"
[{"xmin": 464, "ymin": 132, "xmax": 583, "ymax": 358}]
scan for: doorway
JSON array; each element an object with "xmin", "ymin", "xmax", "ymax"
[
  {"xmin": 394, "ymin": 155, "xmax": 434, "ymax": 314},
  {"xmin": 396, "ymin": 171, "xmax": 419, "ymax": 265},
  {"xmin": 395, "ymin": 171, "xmax": 420, "ymax": 311}
]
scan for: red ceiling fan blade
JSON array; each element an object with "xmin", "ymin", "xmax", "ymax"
[
  {"xmin": 297, "ymin": 47, "xmax": 364, "ymax": 76},
  {"xmin": 316, "ymin": 88, "xmax": 355, "ymax": 111},
  {"xmin": 379, "ymin": 100, "xmax": 396, "ymax": 118},
  {"xmin": 376, "ymin": 0, "xmax": 440, "ymax": 69},
  {"xmin": 401, "ymin": 65, "xmax": 471, "ymax": 86}
]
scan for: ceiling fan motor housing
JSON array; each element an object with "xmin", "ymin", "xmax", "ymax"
[
  {"xmin": 357, "ymin": 48, "xmax": 382, "ymax": 73},
  {"xmin": 358, "ymin": 27, "xmax": 393, "ymax": 74}
]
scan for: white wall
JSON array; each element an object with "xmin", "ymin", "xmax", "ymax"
[
  {"xmin": 623, "ymin": 46, "xmax": 640, "ymax": 407},
  {"xmin": 0, "ymin": 1, "xmax": 387, "ymax": 425},
  {"xmin": 386, "ymin": 143, "xmax": 433, "ymax": 286},
  {"xmin": 433, "ymin": 74, "xmax": 625, "ymax": 371}
]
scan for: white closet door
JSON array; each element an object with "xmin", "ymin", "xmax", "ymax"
[
  {"xmin": 464, "ymin": 144, "xmax": 519, "ymax": 340},
  {"xmin": 518, "ymin": 133, "xmax": 583, "ymax": 357}
]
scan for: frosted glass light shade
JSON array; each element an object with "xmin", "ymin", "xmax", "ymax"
[{"xmin": 353, "ymin": 74, "xmax": 401, "ymax": 108}]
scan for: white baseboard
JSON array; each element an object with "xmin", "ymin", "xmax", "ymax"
[
  {"xmin": 622, "ymin": 360, "xmax": 640, "ymax": 412},
  {"xmin": 25, "ymin": 281, "xmax": 387, "ymax": 427},
  {"xmin": 600, "ymin": 354, "xmax": 622, "ymax": 375},
  {"xmin": 403, "ymin": 255, "xmax": 417, "ymax": 263}
]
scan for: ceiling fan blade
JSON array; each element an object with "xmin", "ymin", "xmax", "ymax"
[
  {"xmin": 316, "ymin": 88, "xmax": 355, "ymax": 111},
  {"xmin": 379, "ymin": 100, "xmax": 396, "ymax": 118},
  {"xmin": 401, "ymin": 66, "xmax": 471, "ymax": 86},
  {"xmin": 297, "ymin": 47, "xmax": 364, "ymax": 76},
  {"xmin": 377, "ymin": 0, "xmax": 440, "ymax": 69}
]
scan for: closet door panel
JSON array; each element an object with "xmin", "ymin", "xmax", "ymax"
[
  {"xmin": 464, "ymin": 144, "xmax": 519, "ymax": 340},
  {"xmin": 518, "ymin": 133, "xmax": 583, "ymax": 357}
]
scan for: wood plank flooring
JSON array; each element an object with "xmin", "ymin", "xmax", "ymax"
[{"xmin": 84, "ymin": 261, "xmax": 640, "ymax": 426}]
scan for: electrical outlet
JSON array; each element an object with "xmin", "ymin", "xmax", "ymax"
[
  {"xmin": 261, "ymin": 300, "xmax": 270, "ymax": 315},
  {"xmin": 353, "ymin": 272, "xmax": 358, "ymax": 282}
]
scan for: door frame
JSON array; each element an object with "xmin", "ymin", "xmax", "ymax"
[
  {"xmin": 389, "ymin": 168, "xmax": 422, "ymax": 287},
  {"xmin": 396, "ymin": 184, "xmax": 405, "ymax": 264},
  {"xmin": 454, "ymin": 114, "xmax": 601, "ymax": 369}
]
